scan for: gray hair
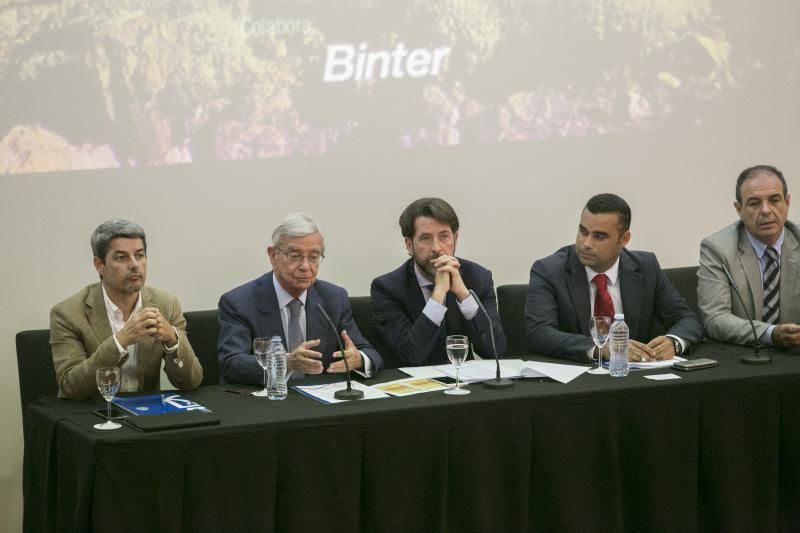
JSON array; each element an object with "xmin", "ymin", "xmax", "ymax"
[
  {"xmin": 271, "ymin": 213, "xmax": 324, "ymax": 250},
  {"xmin": 91, "ymin": 219, "xmax": 147, "ymax": 261}
]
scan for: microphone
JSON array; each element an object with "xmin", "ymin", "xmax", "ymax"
[
  {"xmin": 316, "ymin": 303, "xmax": 364, "ymax": 400},
  {"xmin": 470, "ymin": 289, "xmax": 513, "ymax": 389},
  {"xmin": 720, "ymin": 264, "xmax": 771, "ymax": 365}
]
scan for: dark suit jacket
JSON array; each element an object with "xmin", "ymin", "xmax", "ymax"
[
  {"xmin": 218, "ymin": 272, "xmax": 382, "ymax": 385},
  {"xmin": 525, "ymin": 245, "xmax": 703, "ymax": 362},
  {"xmin": 371, "ymin": 258, "xmax": 507, "ymax": 367},
  {"xmin": 50, "ymin": 283, "xmax": 202, "ymax": 400}
]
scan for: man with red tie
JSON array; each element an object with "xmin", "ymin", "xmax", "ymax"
[{"xmin": 525, "ymin": 193, "xmax": 702, "ymax": 363}]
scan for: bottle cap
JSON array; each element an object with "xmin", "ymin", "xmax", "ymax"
[{"xmin": 614, "ymin": 313, "xmax": 625, "ymax": 320}]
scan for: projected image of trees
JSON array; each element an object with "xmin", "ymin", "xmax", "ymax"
[{"xmin": 0, "ymin": 0, "xmax": 786, "ymax": 174}]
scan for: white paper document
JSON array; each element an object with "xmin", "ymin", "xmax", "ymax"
[
  {"xmin": 520, "ymin": 361, "xmax": 589, "ymax": 384},
  {"xmin": 293, "ymin": 380, "xmax": 389, "ymax": 404},
  {"xmin": 400, "ymin": 359, "xmax": 589, "ymax": 385},
  {"xmin": 628, "ymin": 356, "xmax": 686, "ymax": 370},
  {"xmin": 644, "ymin": 373, "xmax": 682, "ymax": 381}
]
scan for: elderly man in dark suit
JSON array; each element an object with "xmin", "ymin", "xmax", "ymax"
[
  {"xmin": 526, "ymin": 193, "xmax": 702, "ymax": 363},
  {"xmin": 218, "ymin": 213, "xmax": 382, "ymax": 385},
  {"xmin": 371, "ymin": 197, "xmax": 506, "ymax": 367}
]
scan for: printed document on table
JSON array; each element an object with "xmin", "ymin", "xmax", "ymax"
[
  {"xmin": 293, "ymin": 380, "xmax": 389, "ymax": 404},
  {"xmin": 437, "ymin": 359, "xmax": 527, "ymax": 382},
  {"xmin": 520, "ymin": 361, "xmax": 589, "ymax": 384},
  {"xmin": 374, "ymin": 377, "xmax": 450, "ymax": 397},
  {"xmin": 601, "ymin": 356, "xmax": 686, "ymax": 370}
]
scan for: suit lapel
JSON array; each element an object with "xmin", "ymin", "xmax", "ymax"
[
  {"xmin": 85, "ymin": 283, "xmax": 114, "ymax": 346},
  {"xmin": 405, "ymin": 259, "xmax": 428, "ymax": 321},
  {"xmin": 737, "ymin": 229, "xmax": 763, "ymax": 319},
  {"xmin": 566, "ymin": 249, "xmax": 592, "ymax": 335},
  {"xmin": 255, "ymin": 272, "xmax": 288, "ymax": 346},
  {"xmin": 305, "ymin": 285, "xmax": 336, "ymax": 366},
  {"xmin": 780, "ymin": 224, "xmax": 800, "ymax": 321},
  {"xmin": 619, "ymin": 252, "xmax": 643, "ymax": 337}
]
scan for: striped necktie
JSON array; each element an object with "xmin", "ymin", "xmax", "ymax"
[
  {"xmin": 762, "ymin": 246, "xmax": 780, "ymax": 325},
  {"xmin": 287, "ymin": 299, "xmax": 304, "ymax": 351}
]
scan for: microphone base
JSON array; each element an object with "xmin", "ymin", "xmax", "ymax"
[
  {"xmin": 483, "ymin": 378, "xmax": 514, "ymax": 389},
  {"xmin": 741, "ymin": 353, "xmax": 772, "ymax": 365},
  {"xmin": 334, "ymin": 387, "xmax": 364, "ymax": 400}
]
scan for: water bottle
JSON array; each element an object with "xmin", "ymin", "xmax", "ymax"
[
  {"xmin": 608, "ymin": 313, "xmax": 630, "ymax": 378},
  {"xmin": 266, "ymin": 336, "xmax": 288, "ymax": 400}
]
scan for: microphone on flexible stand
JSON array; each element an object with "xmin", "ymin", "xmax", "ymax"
[
  {"xmin": 317, "ymin": 303, "xmax": 364, "ymax": 400},
  {"xmin": 469, "ymin": 289, "xmax": 513, "ymax": 389},
  {"xmin": 720, "ymin": 264, "xmax": 772, "ymax": 365}
]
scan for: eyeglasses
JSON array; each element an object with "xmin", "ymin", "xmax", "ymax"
[{"xmin": 276, "ymin": 248, "xmax": 325, "ymax": 265}]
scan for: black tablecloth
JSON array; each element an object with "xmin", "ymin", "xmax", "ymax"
[{"xmin": 23, "ymin": 343, "xmax": 800, "ymax": 532}]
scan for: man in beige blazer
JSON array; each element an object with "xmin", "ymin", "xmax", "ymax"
[
  {"xmin": 698, "ymin": 165, "xmax": 800, "ymax": 347},
  {"xmin": 50, "ymin": 219, "xmax": 202, "ymax": 400}
]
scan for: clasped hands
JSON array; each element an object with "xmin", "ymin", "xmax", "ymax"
[
  {"xmin": 288, "ymin": 330, "xmax": 362, "ymax": 374},
  {"xmin": 117, "ymin": 307, "xmax": 177, "ymax": 348},
  {"xmin": 430, "ymin": 255, "xmax": 469, "ymax": 303},
  {"xmin": 598, "ymin": 335, "xmax": 676, "ymax": 362}
]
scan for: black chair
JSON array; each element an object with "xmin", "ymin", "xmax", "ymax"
[
  {"xmin": 663, "ymin": 266, "xmax": 700, "ymax": 316},
  {"xmin": 350, "ymin": 295, "xmax": 397, "ymax": 369},
  {"xmin": 16, "ymin": 329, "xmax": 58, "ymax": 415},
  {"xmin": 184, "ymin": 310, "xmax": 221, "ymax": 386},
  {"xmin": 496, "ymin": 284, "xmax": 530, "ymax": 357}
]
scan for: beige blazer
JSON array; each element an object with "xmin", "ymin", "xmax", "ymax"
[
  {"xmin": 698, "ymin": 220, "xmax": 800, "ymax": 345},
  {"xmin": 50, "ymin": 283, "xmax": 203, "ymax": 400}
]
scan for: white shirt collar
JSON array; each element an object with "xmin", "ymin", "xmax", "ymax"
[
  {"xmin": 585, "ymin": 256, "xmax": 621, "ymax": 286},
  {"xmin": 101, "ymin": 284, "xmax": 142, "ymax": 320},
  {"xmin": 272, "ymin": 274, "xmax": 307, "ymax": 309},
  {"xmin": 746, "ymin": 227, "xmax": 785, "ymax": 259}
]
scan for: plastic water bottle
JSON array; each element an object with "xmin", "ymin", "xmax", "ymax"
[
  {"xmin": 609, "ymin": 313, "xmax": 630, "ymax": 378},
  {"xmin": 266, "ymin": 336, "xmax": 288, "ymax": 400}
]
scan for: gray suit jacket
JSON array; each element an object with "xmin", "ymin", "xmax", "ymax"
[
  {"xmin": 526, "ymin": 245, "xmax": 703, "ymax": 362},
  {"xmin": 698, "ymin": 220, "xmax": 800, "ymax": 344},
  {"xmin": 50, "ymin": 283, "xmax": 203, "ymax": 400}
]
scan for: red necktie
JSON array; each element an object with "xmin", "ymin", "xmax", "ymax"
[{"xmin": 593, "ymin": 274, "xmax": 615, "ymax": 319}]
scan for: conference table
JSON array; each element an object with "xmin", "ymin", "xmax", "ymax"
[{"xmin": 23, "ymin": 343, "xmax": 800, "ymax": 533}]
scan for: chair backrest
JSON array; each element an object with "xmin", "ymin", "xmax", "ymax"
[
  {"xmin": 184, "ymin": 310, "xmax": 221, "ymax": 386},
  {"xmin": 496, "ymin": 284, "xmax": 530, "ymax": 357},
  {"xmin": 16, "ymin": 329, "xmax": 58, "ymax": 413},
  {"xmin": 346, "ymin": 294, "xmax": 378, "ymax": 345},
  {"xmin": 663, "ymin": 266, "xmax": 700, "ymax": 316}
]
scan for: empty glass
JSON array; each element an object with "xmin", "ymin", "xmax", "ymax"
[
  {"xmin": 94, "ymin": 367, "xmax": 121, "ymax": 430},
  {"xmin": 588, "ymin": 316, "xmax": 612, "ymax": 375},
  {"xmin": 253, "ymin": 337, "xmax": 270, "ymax": 397}
]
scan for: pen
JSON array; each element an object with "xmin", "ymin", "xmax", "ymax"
[{"xmin": 224, "ymin": 388, "xmax": 252, "ymax": 395}]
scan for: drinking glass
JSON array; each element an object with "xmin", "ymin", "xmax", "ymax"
[
  {"xmin": 253, "ymin": 337, "xmax": 270, "ymax": 397},
  {"xmin": 444, "ymin": 335, "xmax": 470, "ymax": 396},
  {"xmin": 94, "ymin": 367, "xmax": 122, "ymax": 430},
  {"xmin": 588, "ymin": 316, "xmax": 612, "ymax": 375}
]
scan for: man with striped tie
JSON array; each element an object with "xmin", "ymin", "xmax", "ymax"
[{"xmin": 698, "ymin": 165, "xmax": 800, "ymax": 347}]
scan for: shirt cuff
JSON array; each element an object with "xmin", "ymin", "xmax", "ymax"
[
  {"xmin": 422, "ymin": 298, "xmax": 447, "ymax": 327},
  {"xmin": 457, "ymin": 294, "xmax": 479, "ymax": 320},
  {"xmin": 355, "ymin": 350, "xmax": 372, "ymax": 378},
  {"xmin": 665, "ymin": 334, "xmax": 688, "ymax": 355},
  {"xmin": 760, "ymin": 326, "xmax": 775, "ymax": 346},
  {"xmin": 112, "ymin": 334, "xmax": 129, "ymax": 356},
  {"xmin": 162, "ymin": 326, "xmax": 181, "ymax": 353}
]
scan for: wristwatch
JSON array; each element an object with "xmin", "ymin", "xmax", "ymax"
[{"xmin": 670, "ymin": 337, "xmax": 682, "ymax": 356}]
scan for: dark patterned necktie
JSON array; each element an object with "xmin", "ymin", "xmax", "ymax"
[
  {"xmin": 593, "ymin": 274, "xmax": 615, "ymax": 319},
  {"xmin": 287, "ymin": 299, "xmax": 304, "ymax": 351},
  {"xmin": 762, "ymin": 246, "xmax": 780, "ymax": 325}
]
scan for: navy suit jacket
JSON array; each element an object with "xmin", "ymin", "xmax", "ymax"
[
  {"xmin": 371, "ymin": 258, "xmax": 507, "ymax": 367},
  {"xmin": 525, "ymin": 245, "xmax": 703, "ymax": 362},
  {"xmin": 218, "ymin": 272, "xmax": 382, "ymax": 385}
]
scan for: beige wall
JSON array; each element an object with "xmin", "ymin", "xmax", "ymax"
[{"xmin": 2, "ymin": 116, "xmax": 799, "ymax": 530}]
